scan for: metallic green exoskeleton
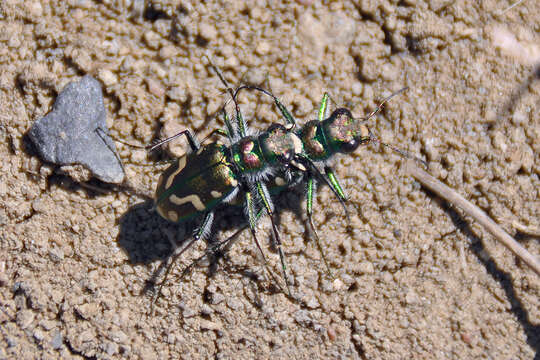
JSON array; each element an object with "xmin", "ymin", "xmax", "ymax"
[
  {"xmin": 150, "ymin": 75, "xmax": 314, "ymax": 300},
  {"xmin": 300, "ymin": 108, "xmax": 370, "ymax": 161},
  {"xmin": 225, "ymin": 85, "xmax": 424, "ymax": 279},
  {"xmin": 149, "ymin": 66, "xmax": 424, "ymax": 305}
]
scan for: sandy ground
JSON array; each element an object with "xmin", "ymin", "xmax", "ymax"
[{"xmin": 1, "ymin": 0, "xmax": 539, "ymax": 359}]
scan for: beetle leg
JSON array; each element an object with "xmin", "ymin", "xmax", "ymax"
[
  {"xmin": 317, "ymin": 92, "xmax": 329, "ymax": 122},
  {"xmin": 233, "ymin": 85, "xmax": 297, "ymax": 129},
  {"xmin": 151, "ymin": 211, "xmax": 214, "ymax": 312},
  {"xmin": 324, "ymin": 165, "xmax": 350, "ymax": 224},
  {"xmin": 244, "ymin": 190, "xmax": 283, "ymax": 288},
  {"xmin": 295, "ymin": 155, "xmax": 350, "ymax": 222},
  {"xmin": 255, "ymin": 182, "xmax": 292, "ymax": 297},
  {"xmin": 176, "ymin": 225, "xmax": 248, "ymax": 287},
  {"xmin": 200, "ymin": 128, "xmax": 229, "ymax": 144},
  {"xmin": 306, "ymin": 175, "xmax": 333, "ymax": 278},
  {"xmin": 146, "ymin": 129, "xmax": 200, "ymax": 153},
  {"xmin": 174, "ymin": 207, "xmax": 284, "ymax": 291},
  {"xmin": 245, "ymin": 191, "xmax": 269, "ymax": 265}
]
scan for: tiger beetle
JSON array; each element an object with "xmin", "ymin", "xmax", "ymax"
[{"xmin": 148, "ymin": 64, "xmax": 426, "ymax": 307}]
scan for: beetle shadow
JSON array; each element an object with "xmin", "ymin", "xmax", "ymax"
[
  {"xmin": 117, "ymin": 199, "xmax": 259, "ymax": 265},
  {"xmin": 117, "ymin": 200, "xmax": 178, "ymax": 265},
  {"xmin": 117, "ymin": 199, "xmax": 243, "ymax": 295},
  {"xmin": 116, "ymin": 196, "xmax": 273, "ymax": 290},
  {"xmin": 442, "ymin": 202, "xmax": 539, "ymax": 354},
  {"xmin": 116, "ymin": 181, "xmax": 319, "ymax": 296}
]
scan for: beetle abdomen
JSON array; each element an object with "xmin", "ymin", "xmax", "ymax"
[{"xmin": 154, "ymin": 143, "xmax": 238, "ymax": 223}]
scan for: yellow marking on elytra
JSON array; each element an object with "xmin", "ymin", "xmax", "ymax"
[
  {"xmin": 156, "ymin": 204, "xmax": 168, "ymax": 220},
  {"xmin": 168, "ymin": 210, "xmax": 179, "ymax": 222},
  {"xmin": 230, "ymin": 178, "xmax": 238, "ymax": 187},
  {"xmin": 165, "ymin": 155, "xmax": 187, "ymax": 189},
  {"xmin": 275, "ymin": 177, "xmax": 286, "ymax": 186},
  {"xmin": 211, "ymin": 190, "xmax": 222, "ymax": 198},
  {"xmin": 170, "ymin": 194, "xmax": 206, "ymax": 211}
]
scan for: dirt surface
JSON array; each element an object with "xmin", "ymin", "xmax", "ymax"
[{"xmin": 1, "ymin": 0, "xmax": 539, "ymax": 359}]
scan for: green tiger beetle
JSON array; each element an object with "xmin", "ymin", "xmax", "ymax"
[{"xmin": 147, "ymin": 64, "xmax": 426, "ymax": 307}]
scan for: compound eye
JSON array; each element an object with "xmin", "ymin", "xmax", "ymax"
[{"xmin": 341, "ymin": 138, "xmax": 359, "ymax": 153}]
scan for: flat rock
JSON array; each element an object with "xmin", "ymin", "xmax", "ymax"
[{"xmin": 29, "ymin": 75, "xmax": 125, "ymax": 183}]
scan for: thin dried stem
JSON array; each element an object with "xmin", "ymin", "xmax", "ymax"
[
  {"xmin": 501, "ymin": 0, "xmax": 526, "ymax": 14},
  {"xmin": 406, "ymin": 162, "xmax": 540, "ymax": 276}
]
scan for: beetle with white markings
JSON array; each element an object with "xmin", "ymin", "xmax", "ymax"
[{"xmin": 150, "ymin": 65, "xmax": 425, "ymax": 304}]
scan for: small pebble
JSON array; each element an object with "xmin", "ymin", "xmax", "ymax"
[
  {"xmin": 17, "ymin": 309, "xmax": 35, "ymax": 329},
  {"xmin": 305, "ymin": 297, "xmax": 320, "ymax": 309},
  {"xmin": 50, "ymin": 331, "xmax": 63, "ymax": 350},
  {"xmin": 294, "ymin": 310, "xmax": 312, "ymax": 327},
  {"xmin": 97, "ymin": 69, "xmax": 118, "ymax": 87},
  {"xmin": 28, "ymin": 76, "xmax": 125, "ymax": 183}
]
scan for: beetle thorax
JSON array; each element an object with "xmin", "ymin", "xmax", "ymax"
[{"xmin": 259, "ymin": 124, "xmax": 303, "ymax": 164}]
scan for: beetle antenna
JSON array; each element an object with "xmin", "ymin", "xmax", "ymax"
[
  {"xmin": 368, "ymin": 130, "xmax": 428, "ymax": 168},
  {"xmin": 363, "ymin": 87, "xmax": 409, "ymax": 121},
  {"xmin": 359, "ymin": 87, "xmax": 427, "ymax": 168}
]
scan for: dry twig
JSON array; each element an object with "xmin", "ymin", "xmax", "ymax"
[{"xmin": 407, "ymin": 162, "xmax": 540, "ymax": 276}]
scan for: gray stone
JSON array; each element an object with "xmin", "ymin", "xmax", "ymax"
[
  {"xmin": 50, "ymin": 330, "xmax": 63, "ymax": 350},
  {"xmin": 29, "ymin": 75, "xmax": 125, "ymax": 183}
]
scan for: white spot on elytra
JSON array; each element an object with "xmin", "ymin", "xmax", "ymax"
[
  {"xmin": 211, "ymin": 190, "xmax": 222, "ymax": 198},
  {"xmin": 156, "ymin": 204, "xmax": 167, "ymax": 220},
  {"xmin": 168, "ymin": 210, "xmax": 178, "ymax": 222},
  {"xmin": 165, "ymin": 155, "xmax": 187, "ymax": 189},
  {"xmin": 170, "ymin": 194, "xmax": 205, "ymax": 211},
  {"xmin": 360, "ymin": 125, "xmax": 369, "ymax": 138}
]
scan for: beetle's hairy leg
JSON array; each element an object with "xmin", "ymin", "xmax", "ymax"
[
  {"xmin": 150, "ymin": 211, "xmax": 214, "ymax": 314},
  {"xmin": 306, "ymin": 176, "xmax": 333, "ymax": 278}
]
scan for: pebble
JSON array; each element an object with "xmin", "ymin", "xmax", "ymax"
[
  {"xmin": 16, "ymin": 309, "xmax": 35, "ymax": 329},
  {"xmin": 50, "ymin": 330, "xmax": 63, "ymax": 350},
  {"xmin": 28, "ymin": 76, "xmax": 125, "ymax": 183},
  {"xmin": 294, "ymin": 310, "xmax": 312, "ymax": 327},
  {"xmin": 358, "ymin": 262, "xmax": 374, "ymax": 274},
  {"xmin": 305, "ymin": 296, "xmax": 320, "ymax": 309},
  {"xmin": 33, "ymin": 329, "xmax": 45, "ymax": 342},
  {"xmin": 226, "ymin": 297, "xmax": 243, "ymax": 311},
  {"xmin": 97, "ymin": 69, "xmax": 118, "ymax": 87}
]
